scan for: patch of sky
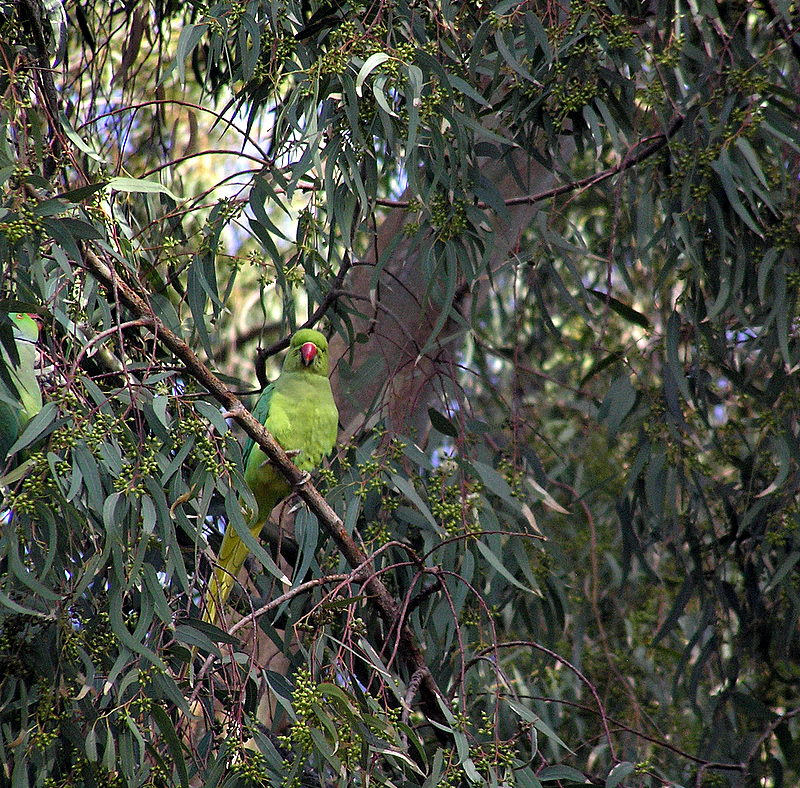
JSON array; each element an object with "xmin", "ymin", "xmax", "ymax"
[
  {"xmin": 430, "ymin": 442, "xmax": 455, "ymax": 469},
  {"xmin": 726, "ymin": 327, "xmax": 758, "ymax": 345},
  {"xmin": 710, "ymin": 377, "xmax": 731, "ymax": 426}
]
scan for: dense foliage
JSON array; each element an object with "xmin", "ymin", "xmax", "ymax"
[{"xmin": 1, "ymin": 1, "xmax": 799, "ymax": 787}]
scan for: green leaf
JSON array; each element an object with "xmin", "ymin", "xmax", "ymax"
[
  {"xmin": 372, "ymin": 74, "xmax": 399, "ymax": 118},
  {"xmin": 447, "ymin": 75, "xmax": 491, "ymax": 107},
  {"xmin": 356, "ymin": 52, "xmax": 390, "ymax": 96},
  {"xmin": 59, "ymin": 111, "xmax": 106, "ymax": 163},
  {"xmin": 580, "ymin": 350, "xmax": 624, "ymax": 387},
  {"xmin": 428, "ymin": 407, "xmax": 458, "ymax": 437},
  {"xmin": 173, "ymin": 625, "xmax": 220, "ymax": 656},
  {"xmin": 765, "ymin": 550, "xmax": 800, "ymax": 593},
  {"xmin": 471, "ymin": 460, "xmax": 516, "ymax": 502},
  {"xmin": 390, "ymin": 473, "xmax": 437, "ymax": 528},
  {"xmin": 537, "ymin": 765, "xmax": 588, "ymax": 783},
  {"xmin": 0, "ymin": 588, "xmax": 51, "ymax": 617},
  {"xmin": 33, "ymin": 199, "xmax": 69, "ymax": 218},
  {"xmin": 5, "ymin": 525, "xmax": 59, "ymax": 600},
  {"xmin": 586, "ymin": 289, "xmax": 651, "ymax": 329},
  {"xmin": 175, "ymin": 23, "xmax": 208, "ymax": 83},
  {"xmin": 665, "ymin": 311, "xmax": 692, "ymax": 402},
  {"xmin": 237, "ymin": 13, "xmax": 261, "ymax": 82},
  {"xmin": 495, "ymin": 29, "xmax": 535, "ymax": 83},
  {"xmin": 525, "ymin": 11, "xmax": 552, "ymax": 59},
  {"xmin": 0, "ymin": 457, "xmax": 36, "ymax": 487},
  {"xmin": 507, "ymin": 700, "xmax": 575, "ymax": 754},
  {"xmin": 710, "ymin": 152, "xmax": 762, "ymax": 236},
  {"xmin": 150, "ymin": 705, "xmax": 190, "ymax": 788},
  {"xmin": 222, "ymin": 487, "xmax": 292, "ymax": 586},
  {"xmin": 195, "ymin": 400, "xmax": 229, "ymax": 436},
  {"xmin": 605, "ymin": 761, "xmax": 636, "ymax": 788},
  {"xmin": 108, "ymin": 584, "xmax": 168, "ymax": 672},
  {"xmin": 106, "ymin": 176, "xmax": 180, "ymax": 201},
  {"xmin": 309, "ymin": 727, "xmax": 342, "ymax": 771},
  {"xmin": 186, "ymin": 255, "xmax": 214, "ymax": 357},
  {"xmin": 476, "ymin": 540, "xmax": 540, "ymax": 595},
  {"xmin": 250, "ymin": 176, "xmax": 291, "ymax": 237},
  {"xmin": 597, "ymin": 375, "xmax": 637, "ymax": 436},
  {"xmin": 6, "ymin": 401, "xmax": 60, "ymax": 455},
  {"xmin": 54, "ymin": 182, "xmax": 108, "ymax": 202},
  {"xmin": 755, "ymin": 435, "xmax": 791, "ymax": 498}
]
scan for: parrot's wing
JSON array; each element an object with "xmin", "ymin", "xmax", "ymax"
[
  {"xmin": 241, "ymin": 384, "xmax": 274, "ymax": 468},
  {"xmin": 10, "ymin": 344, "xmax": 42, "ymax": 423}
]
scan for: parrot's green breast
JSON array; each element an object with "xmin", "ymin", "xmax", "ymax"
[{"xmin": 244, "ymin": 370, "xmax": 338, "ymax": 520}]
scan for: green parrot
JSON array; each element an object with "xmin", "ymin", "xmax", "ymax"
[
  {"xmin": 202, "ymin": 328, "xmax": 338, "ymax": 625},
  {"xmin": 0, "ymin": 313, "xmax": 42, "ymax": 459}
]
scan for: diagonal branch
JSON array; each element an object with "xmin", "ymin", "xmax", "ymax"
[
  {"xmin": 18, "ymin": 0, "xmax": 64, "ymax": 179},
  {"xmin": 502, "ymin": 114, "xmax": 685, "ymax": 207},
  {"xmin": 375, "ymin": 115, "xmax": 685, "ymax": 211},
  {"xmin": 79, "ymin": 244, "xmax": 451, "ymax": 739}
]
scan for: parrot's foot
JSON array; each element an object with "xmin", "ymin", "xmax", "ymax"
[
  {"xmin": 259, "ymin": 449, "xmax": 302, "ymax": 470},
  {"xmin": 295, "ymin": 470, "xmax": 312, "ymax": 488}
]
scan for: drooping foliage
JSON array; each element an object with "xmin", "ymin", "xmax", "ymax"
[{"xmin": 1, "ymin": 1, "xmax": 799, "ymax": 787}]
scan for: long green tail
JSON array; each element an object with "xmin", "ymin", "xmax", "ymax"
[{"xmin": 202, "ymin": 519, "xmax": 265, "ymax": 626}]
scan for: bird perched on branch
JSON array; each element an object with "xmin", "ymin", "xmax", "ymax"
[
  {"xmin": 202, "ymin": 328, "xmax": 338, "ymax": 625},
  {"xmin": 0, "ymin": 312, "xmax": 42, "ymax": 459}
]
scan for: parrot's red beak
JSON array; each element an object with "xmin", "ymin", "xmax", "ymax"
[{"xmin": 300, "ymin": 342, "xmax": 318, "ymax": 366}]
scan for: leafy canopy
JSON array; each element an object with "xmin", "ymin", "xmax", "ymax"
[{"xmin": 1, "ymin": 1, "xmax": 799, "ymax": 787}]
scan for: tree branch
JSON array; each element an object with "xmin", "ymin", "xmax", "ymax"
[
  {"xmin": 79, "ymin": 244, "xmax": 451, "ymax": 738},
  {"xmin": 376, "ymin": 115, "xmax": 684, "ymax": 211},
  {"xmin": 18, "ymin": 0, "xmax": 64, "ymax": 179}
]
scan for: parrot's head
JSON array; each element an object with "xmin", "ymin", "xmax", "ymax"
[
  {"xmin": 6, "ymin": 313, "xmax": 39, "ymax": 343},
  {"xmin": 286, "ymin": 329, "xmax": 329, "ymax": 375}
]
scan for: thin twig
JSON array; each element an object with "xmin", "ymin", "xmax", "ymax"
[
  {"xmin": 521, "ymin": 694, "xmax": 745, "ymax": 773},
  {"xmin": 469, "ymin": 639, "xmax": 617, "ymax": 762},
  {"xmin": 254, "ymin": 252, "xmax": 355, "ymax": 383},
  {"xmin": 376, "ymin": 116, "xmax": 684, "ymax": 210}
]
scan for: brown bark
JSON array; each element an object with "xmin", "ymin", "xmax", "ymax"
[{"xmin": 329, "ymin": 148, "xmax": 569, "ymax": 442}]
